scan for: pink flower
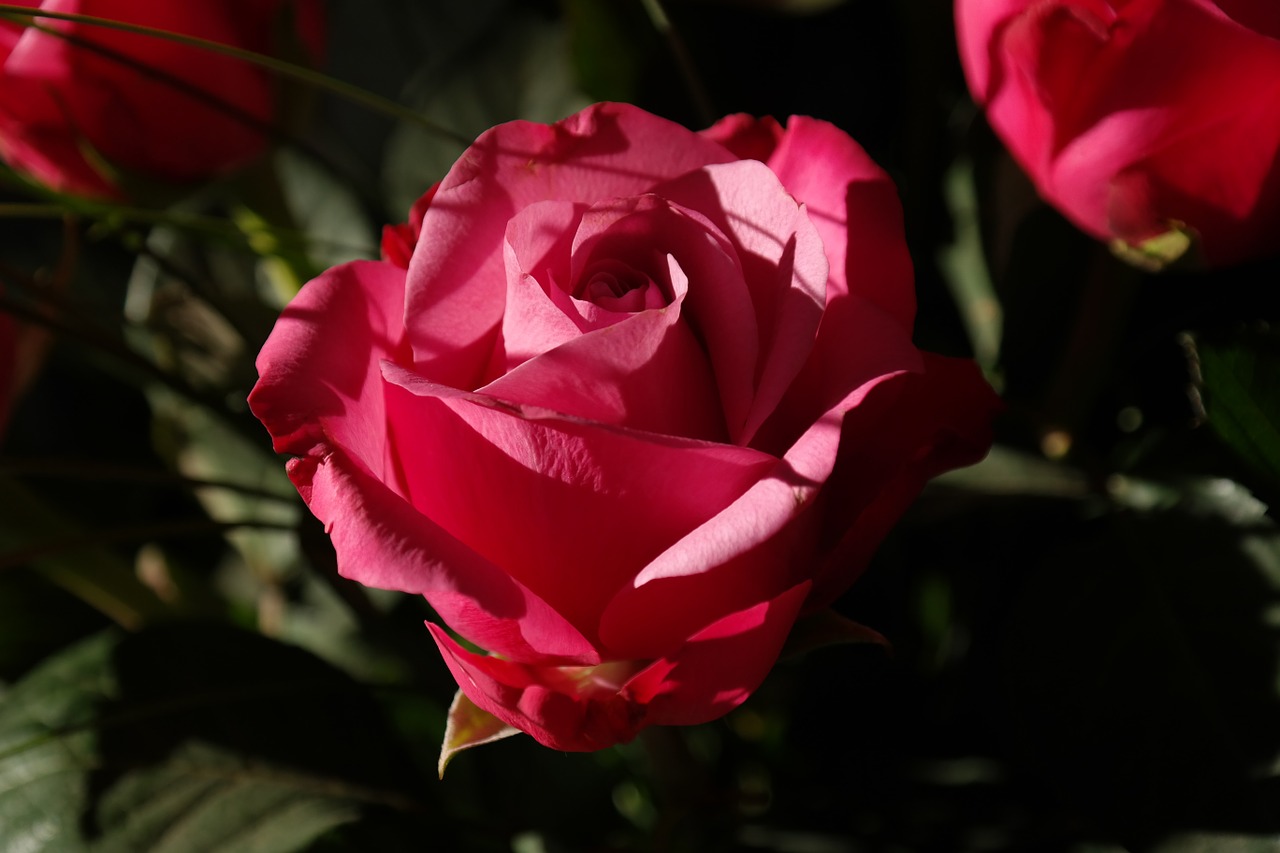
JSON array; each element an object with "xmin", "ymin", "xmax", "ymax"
[
  {"xmin": 0, "ymin": 0, "xmax": 324, "ymax": 198},
  {"xmin": 956, "ymin": 0, "xmax": 1280, "ymax": 266},
  {"xmin": 250, "ymin": 103, "xmax": 999, "ymax": 751}
]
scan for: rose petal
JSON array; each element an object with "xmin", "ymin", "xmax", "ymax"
[
  {"xmin": 30, "ymin": 0, "xmax": 272, "ymax": 177},
  {"xmin": 656, "ymin": 159, "xmax": 827, "ymax": 444},
  {"xmin": 428, "ymin": 624, "xmax": 646, "ymax": 752},
  {"xmin": 499, "ymin": 199, "xmax": 587, "ymax": 364},
  {"xmin": 250, "ymin": 261, "xmax": 599, "ymax": 664},
  {"xmin": 381, "ymin": 362, "xmax": 778, "ymax": 648},
  {"xmin": 955, "ymin": 0, "xmax": 1034, "ymax": 105},
  {"xmin": 754, "ymin": 292, "xmax": 925, "ymax": 458},
  {"xmin": 806, "ymin": 353, "xmax": 1000, "ymax": 609},
  {"xmin": 428, "ymin": 580, "xmax": 811, "ymax": 750},
  {"xmin": 406, "ymin": 102, "xmax": 737, "ymax": 388},
  {"xmin": 624, "ymin": 580, "xmax": 811, "ymax": 726},
  {"xmin": 570, "ymin": 193, "xmax": 760, "ymax": 436},
  {"xmin": 291, "ymin": 449, "xmax": 600, "ymax": 665},
  {"xmin": 598, "ymin": 382, "xmax": 863, "ymax": 658},
  {"xmin": 382, "ymin": 184, "xmax": 438, "ymax": 269},
  {"xmin": 767, "ymin": 115, "xmax": 916, "ymax": 331},
  {"xmin": 700, "ymin": 113, "xmax": 785, "ymax": 162},
  {"xmin": 486, "ymin": 255, "xmax": 727, "ymax": 440},
  {"xmin": 249, "ymin": 260, "xmax": 407, "ymax": 479},
  {"xmin": 598, "ymin": 299, "xmax": 939, "ymax": 659}
]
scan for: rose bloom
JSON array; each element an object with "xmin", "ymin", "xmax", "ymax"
[
  {"xmin": 250, "ymin": 103, "xmax": 999, "ymax": 751},
  {"xmin": 0, "ymin": 0, "xmax": 323, "ymax": 198},
  {"xmin": 956, "ymin": 0, "xmax": 1280, "ymax": 266}
]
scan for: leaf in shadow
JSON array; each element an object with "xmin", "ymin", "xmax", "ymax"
[
  {"xmin": 1002, "ymin": 494, "xmax": 1280, "ymax": 847},
  {"xmin": 0, "ymin": 622, "xmax": 438, "ymax": 853}
]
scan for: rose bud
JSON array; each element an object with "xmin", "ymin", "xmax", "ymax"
[
  {"xmin": 0, "ymin": 0, "xmax": 324, "ymax": 199},
  {"xmin": 250, "ymin": 103, "xmax": 1000, "ymax": 753},
  {"xmin": 956, "ymin": 0, "xmax": 1280, "ymax": 267}
]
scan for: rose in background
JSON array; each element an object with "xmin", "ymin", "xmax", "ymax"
[
  {"xmin": 956, "ymin": 0, "xmax": 1280, "ymax": 267},
  {"xmin": 250, "ymin": 102, "xmax": 999, "ymax": 752},
  {"xmin": 0, "ymin": 0, "xmax": 324, "ymax": 199}
]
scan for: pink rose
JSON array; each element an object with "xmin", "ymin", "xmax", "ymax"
[
  {"xmin": 956, "ymin": 0, "xmax": 1280, "ymax": 266},
  {"xmin": 249, "ymin": 103, "xmax": 999, "ymax": 751},
  {"xmin": 0, "ymin": 0, "xmax": 324, "ymax": 198}
]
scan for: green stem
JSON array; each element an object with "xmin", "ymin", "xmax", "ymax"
[{"xmin": 638, "ymin": 0, "xmax": 716, "ymax": 126}]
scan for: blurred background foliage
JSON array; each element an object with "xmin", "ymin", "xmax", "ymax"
[{"xmin": 1, "ymin": 1, "xmax": 1279, "ymax": 851}]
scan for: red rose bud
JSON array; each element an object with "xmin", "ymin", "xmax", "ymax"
[
  {"xmin": 0, "ymin": 0, "xmax": 324, "ymax": 199},
  {"xmin": 956, "ymin": 0, "xmax": 1280, "ymax": 267},
  {"xmin": 249, "ymin": 103, "xmax": 1000, "ymax": 753}
]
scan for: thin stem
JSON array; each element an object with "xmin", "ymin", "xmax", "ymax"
[
  {"xmin": 638, "ymin": 0, "xmax": 716, "ymax": 126},
  {"xmin": 0, "ymin": 5, "xmax": 471, "ymax": 147}
]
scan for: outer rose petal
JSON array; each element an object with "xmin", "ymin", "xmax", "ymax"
[
  {"xmin": 291, "ymin": 448, "xmax": 600, "ymax": 664},
  {"xmin": 405, "ymin": 102, "xmax": 737, "ymax": 388},
  {"xmin": 381, "ymin": 184, "xmax": 438, "ymax": 269},
  {"xmin": 599, "ymin": 370, "xmax": 900, "ymax": 659},
  {"xmin": 249, "ymin": 261, "xmax": 406, "ymax": 474},
  {"xmin": 701, "ymin": 112, "xmax": 921, "ymax": 348},
  {"xmin": 250, "ymin": 260, "xmax": 600, "ymax": 664},
  {"xmin": 767, "ymin": 116, "xmax": 916, "ymax": 330},
  {"xmin": 627, "ymin": 580, "xmax": 811, "ymax": 726},
  {"xmin": 806, "ymin": 353, "xmax": 1002, "ymax": 609},
  {"xmin": 700, "ymin": 113, "xmax": 784, "ymax": 162},
  {"xmin": 601, "ymin": 285, "xmax": 948, "ymax": 659},
  {"xmin": 380, "ymin": 365, "xmax": 778, "ymax": 649},
  {"xmin": 429, "ymin": 581, "xmax": 810, "ymax": 751}
]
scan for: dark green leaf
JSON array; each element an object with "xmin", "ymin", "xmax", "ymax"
[
  {"xmin": 1003, "ymin": 495, "xmax": 1280, "ymax": 838},
  {"xmin": 0, "ymin": 624, "xmax": 429, "ymax": 853},
  {"xmin": 1198, "ymin": 330, "xmax": 1280, "ymax": 494},
  {"xmin": 382, "ymin": 6, "xmax": 589, "ymax": 216}
]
